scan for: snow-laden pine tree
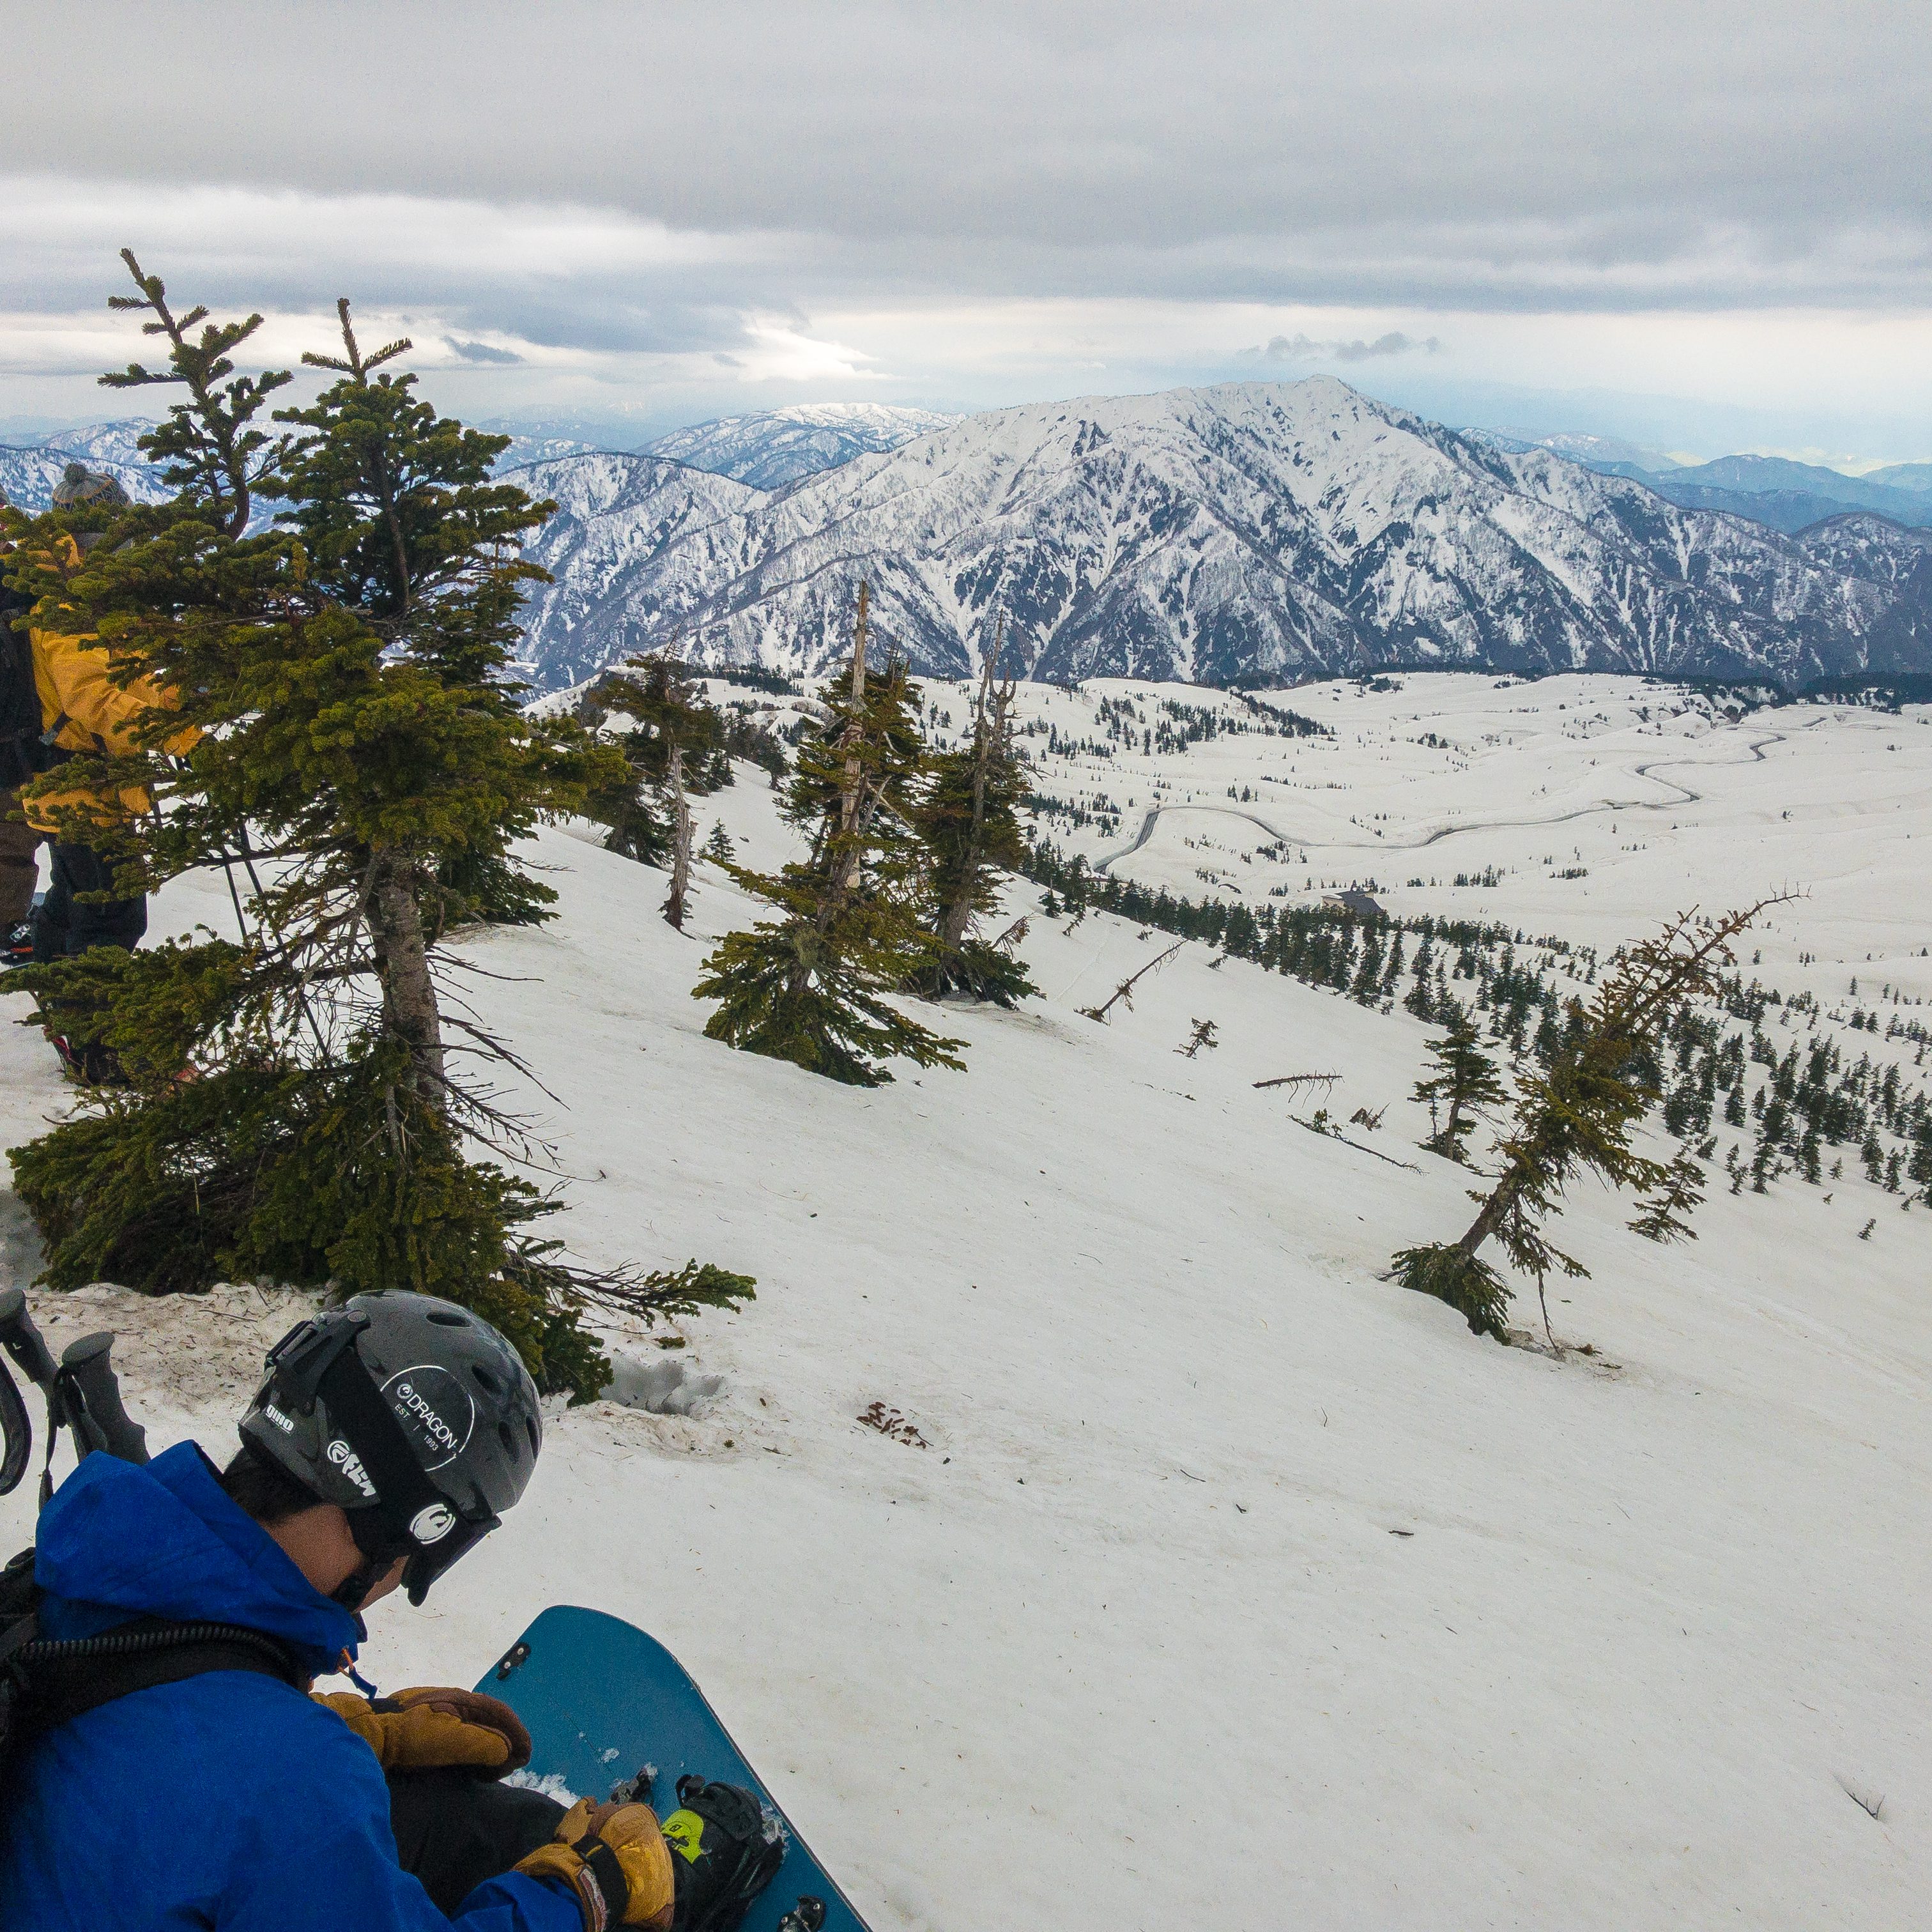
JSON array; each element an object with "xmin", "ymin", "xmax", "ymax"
[
  {"xmin": 6, "ymin": 261, "xmax": 744, "ymax": 1395},
  {"xmin": 909, "ymin": 631, "xmax": 1035, "ymax": 1005},
  {"xmin": 1392, "ymin": 900, "xmax": 1775, "ymax": 1342},
  {"xmin": 694, "ymin": 583, "xmax": 963, "ymax": 1085}
]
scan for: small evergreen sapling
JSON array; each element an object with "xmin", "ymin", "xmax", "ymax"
[
  {"xmin": 1177, "ymin": 1018, "xmax": 1219, "ymax": 1059},
  {"xmin": 693, "ymin": 583, "xmax": 963, "ymax": 1085},
  {"xmin": 1413, "ymin": 1014, "xmax": 1505, "ymax": 1164}
]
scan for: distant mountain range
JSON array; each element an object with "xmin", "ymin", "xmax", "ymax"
[
  {"xmin": 12, "ymin": 392, "xmax": 1932, "ymax": 694},
  {"xmin": 509, "ymin": 379, "xmax": 1932, "ymax": 691},
  {"xmin": 638, "ymin": 404, "xmax": 958, "ymax": 489},
  {"xmin": 1473, "ymin": 432, "xmax": 1932, "ymax": 535}
]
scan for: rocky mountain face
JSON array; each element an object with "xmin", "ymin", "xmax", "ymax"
[
  {"xmin": 507, "ymin": 379, "xmax": 1932, "ymax": 691},
  {"xmin": 511, "ymin": 451, "xmax": 766, "ymax": 687},
  {"xmin": 640, "ymin": 403, "xmax": 956, "ymax": 489}
]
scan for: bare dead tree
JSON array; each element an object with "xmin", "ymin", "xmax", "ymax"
[
  {"xmin": 1080, "ymin": 940, "xmax": 1184, "ymax": 1022},
  {"xmin": 661, "ymin": 742, "xmax": 694, "ymax": 930}
]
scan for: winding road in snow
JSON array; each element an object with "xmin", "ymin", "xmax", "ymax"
[{"xmin": 1092, "ymin": 729, "xmax": 1793, "ymax": 874}]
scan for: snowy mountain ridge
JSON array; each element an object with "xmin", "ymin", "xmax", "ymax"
[
  {"xmin": 641, "ymin": 402, "xmax": 958, "ymax": 489},
  {"xmin": 510, "ymin": 378, "xmax": 1932, "ymax": 692}
]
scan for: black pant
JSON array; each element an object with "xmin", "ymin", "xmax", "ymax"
[
  {"xmin": 389, "ymin": 1769, "xmax": 567, "ymax": 1914},
  {"xmin": 31, "ymin": 840, "xmax": 146, "ymax": 961}
]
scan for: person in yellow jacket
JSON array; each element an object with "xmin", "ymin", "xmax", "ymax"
[{"xmin": 22, "ymin": 466, "xmax": 199, "ymax": 963}]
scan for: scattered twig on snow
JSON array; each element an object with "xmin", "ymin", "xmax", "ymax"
[
  {"xmin": 1292, "ymin": 1114, "xmax": 1420, "ymax": 1170},
  {"xmin": 1836, "ymin": 1775, "xmax": 1885, "ymax": 1821},
  {"xmin": 1253, "ymin": 1071, "xmax": 1340, "ymax": 1094},
  {"xmin": 858, "ymin": 1401, "xmax": 929, "ymax": 1448}
]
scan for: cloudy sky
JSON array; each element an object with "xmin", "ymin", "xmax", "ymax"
[{"xmin": 6, "ymin": 1, "xmax": 1929, "ymax": 461}]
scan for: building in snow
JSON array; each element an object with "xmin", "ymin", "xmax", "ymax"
[{"xmin": 1322, "ymin": 889, "xmax": 1386, "ymax": 918}]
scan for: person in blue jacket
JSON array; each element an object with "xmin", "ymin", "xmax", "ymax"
[{"xmin": 0, "ymin": 1292, "xmax": 680, "ymax": 1931}]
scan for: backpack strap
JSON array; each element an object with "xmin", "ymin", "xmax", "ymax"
[{"xmin": 7, "ymin": 1616, "xmax": 306, "ymax": 1738}]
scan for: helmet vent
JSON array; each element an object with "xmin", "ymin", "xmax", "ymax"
[
  {"xmin": 427, "ymin": 1309, "xmax": 470, "ymax": 1328},
  {"xmin": 472, "ymin": 1365, "xmax": 502, "ymax": 1395},
  {"xmin": 498, "ymin": 1421, "xmax": 517, "ymax": 1457}
]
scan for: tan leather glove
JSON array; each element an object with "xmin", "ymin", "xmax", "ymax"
[
  {"xmin": 313, "ymin": 1687, "xmax": 533, "ymax": 1775},
  {"xmin": 516, "ymin": 1797, "xmax": 677, "ymax": 1931}
]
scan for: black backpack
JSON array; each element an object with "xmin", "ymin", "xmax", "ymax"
[{"xmin": 0, "ymin": 1546, "xmax": 303, "ymax": 1775}]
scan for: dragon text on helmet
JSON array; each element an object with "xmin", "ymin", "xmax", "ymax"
[{"xmin": 392, "ymin": 1379, "xmax": 460, "ymax": 1453}]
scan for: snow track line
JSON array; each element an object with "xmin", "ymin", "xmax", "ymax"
[{"xmin": 1091, "ymin": 730, "xmax": 1791, "ymax": 873}]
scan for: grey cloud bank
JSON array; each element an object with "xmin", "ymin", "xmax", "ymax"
[{"xmin": 2, "ymin": 3, "xmax": 1929, "ymax": 452}]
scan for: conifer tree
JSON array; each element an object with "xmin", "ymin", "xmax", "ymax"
[
  {"xmin": 271, "ymin": 296, "xmax": 563, "ymax": 930},
  {"xmin": 1392, "ymin": 900, "xmax": 1777, "ymax": 1342},
  {"xmin": 4, "ymin": 260, "xmax": 737, "ymax": 1395},
  {"xmin": 910, "ymin": 627, "xmax": 1036, "ymax": 1004},
  {"xmin": 1413, "ymin": 1015, "xmax": 1505, "ymax": 1164},
  {"xmin": 693, "ymin": 584, "xmax": 963, "ymax": 1085},
  {"xmin": 586, "ymin": 654, "xmax": 727, "ymax": 891}
]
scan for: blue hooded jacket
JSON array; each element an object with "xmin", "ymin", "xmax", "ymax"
[{"xmin": 0, "ymin": 1442, "xmax": 581, "ymax": 1932}]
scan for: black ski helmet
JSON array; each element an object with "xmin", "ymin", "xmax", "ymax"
[{"xmin": 239, "ymin": 1292, "xmax": 541, "ymax": 1605}]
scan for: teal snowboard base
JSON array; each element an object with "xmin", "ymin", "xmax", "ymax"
[{"xmin": 477, "ymin": 1606, "xmax": 873, "ymax": 1932}]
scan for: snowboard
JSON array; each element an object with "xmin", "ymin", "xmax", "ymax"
[{"xmin": 477, "ymin": 1605, "xmax": 874, "ymax": 1932}]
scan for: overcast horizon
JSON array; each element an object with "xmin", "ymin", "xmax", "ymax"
[{"xmin": 6, "ymin": 3, "xmax": 1930, "ymax": 467}]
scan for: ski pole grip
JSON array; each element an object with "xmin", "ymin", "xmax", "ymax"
[
  {"xmin": 0, "ymin": 1287, "xmax": 59, "ymax": 1389},
  {"xmin": 0, "ymin": 1356, "xmax": 31, "ymax": 1498},
  {"xmin": 59, "ymin": 1333, "xmax": 150, "ymax": 1465}
]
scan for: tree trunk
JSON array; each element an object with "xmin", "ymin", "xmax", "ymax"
[
  {"xmin": 663, "ymin": 744, "xmax": 693, "ymax": 930},
  {"xmin": 367, "ymin": 848, "xmax": 447, "ymax": 1115},
  {"xmin": 1455, "ymin": 1158, "xmax": 1529, "ymax": 1257},
  {"xmin": 836, "ymin": 581, "xmax": 870, "ymax": 847}
]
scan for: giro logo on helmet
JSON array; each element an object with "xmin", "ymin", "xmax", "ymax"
[
  {"xmin": 408, "ymin": 1502, "xmax": 457, "ymax": 1545},
  {"xmin": 326, "ymin": 1438, "xmax": 378, "ymax": 1499},
  {"xmin": 381, "ymin": 1365, "xmax": 475, "ymax": 1472}
]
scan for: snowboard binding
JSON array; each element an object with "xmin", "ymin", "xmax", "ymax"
[
  {"xmin": 659, "ymin": 1772, "xmax": 786, "ymax": 1932},
  {"xmin": 608, "ymin": 1763, "xmax": 788, "ymax": 1931}
]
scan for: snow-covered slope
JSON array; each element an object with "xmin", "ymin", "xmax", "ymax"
[
  {"xmin": 3, "ymin": 678, "xmax": 1928, "ymax": 1929},
  {"xmin": 643, "ymin": 404, "xmax": 956, "ymax": 489},
  {"xmin": 514, "ymin": 379, "xmax": 1932, "ymax": 691}
]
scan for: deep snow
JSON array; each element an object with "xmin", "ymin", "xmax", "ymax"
[{"xmin": 1, "ymin": 675, "xmax": 1928, "ymax": 1929}]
